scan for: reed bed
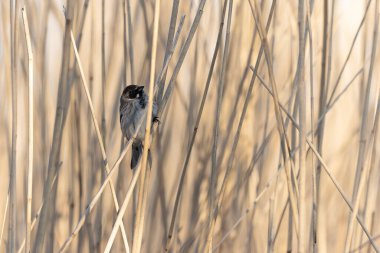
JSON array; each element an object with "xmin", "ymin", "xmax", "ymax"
[{"xmin": 0, "ymin": 0, "xmax": 379, "ymax": 252}]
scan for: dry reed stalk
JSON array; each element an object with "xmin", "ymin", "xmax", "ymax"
[
  {"xmin": 255, "ymin": 72, "xmax": 380, "ymax": 253},
  {"xmin": 70, "ymin": 31, "xmax": 130, "ymax": 252},
  {"xmin": 328, "ymin": 0, "xmax": 372, "ymax": 105},
  {"xmin": 296, "ymin": 0, "xmax": 307, "ymax": 252},
  {"xmin": 316, "ymin": 0, "xmax": 328, "ymax": 193},
  {"xmin": 344, "ymin": 1, "xmax": 379, "ymax": 251},
  {"xmin": 0, "ymin": 191, "xmax": 9, "ymax": 250},
  {"xmin": 304, "ymin": 0, "xmax": 316, "ymax": 251},
  {"xmin": 272, "ymin": 199, "xmax": 290, "ymax": 246},
  {"xmin": 32, "ymin": 1, "xmax": 73, "ymax": 251},
  {"xmin": 8, "ymin": 0, "xmax": 19, "ymax": 251},
  {"xmin": 94, "ymin": 1, "xmax": 106, "ymax": 250},
  {"xmin": 126, "ymin": 0, "xmax": 135, "ymax": 83},
  {"xmin": 123, "ymin": 0, "xmax": 128, "ymax": 84},
  {"xmin": 162, "ymin": 0, "xmax": 228, "ymax": 249},
  {"xmin": 131, "ymin": 0, "xmax": 160, "ymax": 252},
  {"xmin": 157, "ymin": 0, "xmax": 180, "ymax": 105},
  {"xmin": 161, "ymin": 0, "xmax": 210, "ymax": 249},
  {"xmin": 267, "ymin": 187, "xmax": 276, "ymax": 253},
  {"xmin": 325, "ymin": 0, "xmax": 336, "ymax": 90},
  {"xmin": 102, "ymin": 159, "xmax": 143, "ymax": 253},
  {"xmin": 74, "ymin": 0, "xmax": 90, "ymax": 47},
  {"xmin": 249, "ymin": 0, "xmax": 300, "ymax": 238},
  {"xmin": 21, "ymin": 7, "xmax": 33, "ymax": 253},
  {"xmin": 204, "ymin": 1, "xmax": 233, "ymax": 252},
  {"xmin": 159, "ymin": 0, "xmax": 208, "ymax": 114}
]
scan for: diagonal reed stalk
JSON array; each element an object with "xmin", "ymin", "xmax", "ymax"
[
  {"xmin": 248, "ymin": 0, "xmax": 300, "ymax": 238},
  {"xmin": 70, "ymin": 31, "xmax": 130, "ymax": 252}
]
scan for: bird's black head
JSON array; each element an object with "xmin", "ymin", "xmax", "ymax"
[{"xmin": 121, "ymin": 85, "xmax": 144, "ymax": 100}]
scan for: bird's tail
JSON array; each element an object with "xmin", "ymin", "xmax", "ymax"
[
  {"xmin": 131, "ymin": 142, "xmax": 142, "ymax": 170},
  {"xmin": 131, "ymin": 142, "xmax": 153, "ymax": 170}
]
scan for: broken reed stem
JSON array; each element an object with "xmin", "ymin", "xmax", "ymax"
[
  {"xmin": 131, "ymin": 0, "xmax": 160, "ymax": 252},
  {"xmin": 70, "ymin": 31, "xmax": 130, "ymax": 252},
  {"xmin": 21, "ymin": 7, "xmax": 33, "ymax": 253}
]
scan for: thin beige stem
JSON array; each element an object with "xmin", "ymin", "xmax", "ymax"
[
  {"xmin": 130, "ymin": 0, "xmax": 160, "ymax": 252},
  {"xmin": 296, "ymin": 0, "xmax": 307, "ymax": 252},
  {"xmin": 0, "ymin": 191, "xmax": 9, "ymax": 251},
  {"xmin": 8, "ymin": 0, "xmax": 19, "ymax": 251},
  {"xmin": 21, "ymin": 7, "xmax": 33, "ymax": 253}
]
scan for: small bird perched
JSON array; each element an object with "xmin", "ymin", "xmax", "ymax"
[{"xmin": 119, "ymin": 84, "xmax": 158, "ymax": 169}]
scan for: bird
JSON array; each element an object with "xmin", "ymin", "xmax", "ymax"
[{"xmin": 119, "ymin": 84, "xmax": 158, "ymax": 169}]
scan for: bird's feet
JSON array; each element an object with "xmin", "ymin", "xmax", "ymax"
[{"xmin": 153, "ymin": 116, "xmax": 160, "ymax": 124}]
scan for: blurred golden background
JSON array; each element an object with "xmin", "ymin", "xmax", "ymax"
[{"xmin": 0, "ymin": 0, "xmax": 379, "ymax": 252}]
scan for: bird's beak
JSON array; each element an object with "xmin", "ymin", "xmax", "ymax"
[{"xmin": 137, "ymin": 86, "xmax": 144, "ymax": 92}]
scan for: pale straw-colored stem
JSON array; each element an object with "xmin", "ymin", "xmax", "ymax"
[
  {"xmin": 21, "ymin": 7, "xmax": 33, "ymax": 253},
  {"xmin": 130, "ymin": 0, "xmax": 160, "ymax": 252}
]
